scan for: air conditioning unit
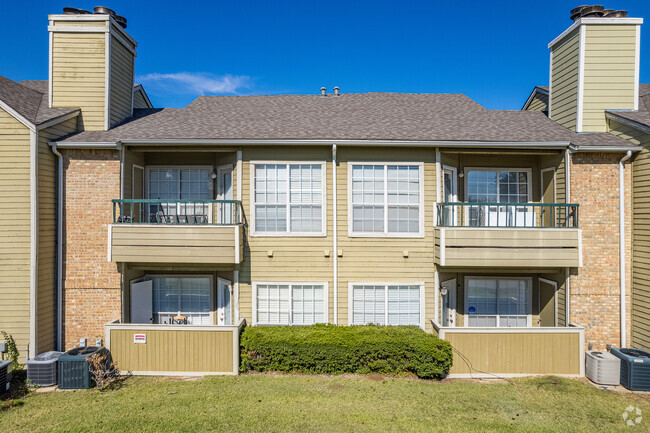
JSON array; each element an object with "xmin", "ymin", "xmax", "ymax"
[
  {"xmin": 585, "ymin": 351, "xmax": 620, "ymax": 385},
  {"xmin": 611, "ymin": 348, "xmax": 650, "ymax": 391},
  {"xmin": 26, "ymin": 351, "xmax": 64, "ymax": 387},
  {"xmin": 0, "ymin": 360, "xmax": 11, "ymax": 392},
  {"xmin": 58, "ymin": 346, "xmax": 110, "ymax": 389}
]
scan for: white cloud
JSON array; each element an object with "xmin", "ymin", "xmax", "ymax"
[{"xmin": 136, "ymin": 72, "xmax": 250, "ymax": 95}]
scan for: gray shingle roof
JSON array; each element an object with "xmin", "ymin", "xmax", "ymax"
[
  {"xmin": 55, "ymin": 92, "xmax": 632, "ymax": 148},
  {"xmin": 604, "ymin": 84, "xmax": 650, "ymax": 130},
  {"xmin": 0, "ymin": 75, "xmax": 78, "ymax": 126}
]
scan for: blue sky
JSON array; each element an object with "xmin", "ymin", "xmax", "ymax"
[{"xmin": 1, "ymin": 1, "xmax": 649, "ymax": 109}]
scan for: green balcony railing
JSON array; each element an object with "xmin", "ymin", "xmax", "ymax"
[
  {"xmin": 436, "ymin": 202, "xmax": 579, "ymax": 228},
  {"xmin": 112, "ymin": 199, "xmax": 242, "ymax": 225}
]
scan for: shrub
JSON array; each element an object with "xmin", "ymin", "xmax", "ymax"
[
  {"xmin": 1, "ymin": 331, "xmax": 21, "ymax": 372},
  {"xmin": 240, "ymin": 324, "xmax": 452, "ymax": 379}
]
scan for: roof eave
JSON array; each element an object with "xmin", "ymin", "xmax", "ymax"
[
  {"xmin": 50, "ymin": 138, "xmax": 573, "ymax": 150},
  {"xmin": 605, "ymin": 111, "xmax": 650, "ymax": 136}
]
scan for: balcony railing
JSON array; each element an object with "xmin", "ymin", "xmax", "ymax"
[
  {"xmin": 436, "ymin": 202, "xmax": 579, "ymax": 228},
  {"xmin": 112, "ymin": 199, "xmax": 242, "ymax": 225}
]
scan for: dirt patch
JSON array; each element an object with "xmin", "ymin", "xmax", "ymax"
[
  {"xmin": 367, "ymin": 374, "xmax": 384, "ymax": 382},
  {"xmin": 166, "ymin": 376, "xmax": 202, "ymax": 382},
  {"xmin": 329, "ymin": 384, "xmax": 344, "ymax": 390}
]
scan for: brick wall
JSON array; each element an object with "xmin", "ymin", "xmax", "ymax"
[
  {"xmin": 62, "ymin": 149, "xmax": 122, "ymax": 349},
  {"xmin": 569, "ymin": 152, "xmax": 632, "ymax": 349}
]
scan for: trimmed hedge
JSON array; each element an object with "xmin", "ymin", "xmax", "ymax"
[{"xmin": 240, "ymin": 324, "xmax": 452, "ymax": 379}]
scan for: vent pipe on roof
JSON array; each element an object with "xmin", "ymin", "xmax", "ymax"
[
  {"xmin": 334, "ymin": 86, "xmax": 340, "ymax": 96},
  {"xmin": 320, "ymin": 87, "xmax": 327, "ymax": 96}
]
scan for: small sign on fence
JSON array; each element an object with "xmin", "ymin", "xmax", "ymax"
[{"xmin": 134, "ymin": 333, "xmax": 147, "ymax": 344}]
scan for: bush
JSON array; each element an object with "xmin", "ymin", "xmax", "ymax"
[{"xmin": 240, "ymin": 324, "xmax": 452, "ymax": 379}]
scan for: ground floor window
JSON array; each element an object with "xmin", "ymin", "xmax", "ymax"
[
  {"xmin": 465, "ymin": 277, "xmax": 531, "ymax": 327},
  {"xmin": 350, "ymin": 283, "xmax": 422, "ymax": 327},
  {"xmin": 254, "ymin": 282, "xmax": 327, "ymax": 325},
  {"xmin": 152, "ymin": 276, "xmax": 212, "ymax": 325}
]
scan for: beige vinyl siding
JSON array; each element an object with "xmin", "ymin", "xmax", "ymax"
[
  {"xmin": 550, "ymin": 29, "xmax": 580, "ymax": 130},
  {"xmin": 526, "ymin": 93, "xmax": 549, "ymax": 112},
  {"xmin": 110, "ymin": 225, "xmax": 241, "ymax": 264},
  {"xmin": 443, "ymin": 328, "xmax": 582, "ymax": 375},
  {"xmin": 0, "ymin": 109, "xmax": 31, "ymax": 358},
  {"xmin": 582, "ymin": 25, "xmax": 637, "ymax": 132},
  {"xmin": 133, "ymin": 88, "xmax": 151, "ymax": 109},
  {"xmin": 51, "ymin": 32, "xmax": 106, "ymax": 131},
  {"xmin": 107, "ymin": 325, "xmax": 238, "ymax": 374},
  {"xmin": 122, "ymin": 148, "xmax": 145, "ymax": 200},
  {"xmin": 109, "ymin": 35, "xmax": 135, "ymax": 126},
  {"xmin": 608, "ymin": 119, "xmax": 650, "ymax": 351},
  {"xmin": 239, "ymin": 147, "xmax": 334, "ymax": 323},
  {"xmin": 337, "ymin": 148, "xmax": 436, "ymax": 331},
  {"xmin": 437, "ymin": 228, "xmax": 581, "ymax": 268},
  {"xmin": 36, "ymin": 116, "xmax": 78, "ymax": 352}
]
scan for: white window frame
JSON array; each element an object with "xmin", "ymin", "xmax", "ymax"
[
  {"xmin": 463, "ymin": 167, "xmax": 532, "ymax": 204},
  {"xmin": 463, "ymin": 276, "xmax": 533, "ymax": 328},
  {"xmin": 252, "ymin": 281, "xmax": 329, "ymax": 325},
  {"xmin": 348, "ymin": 162, "xmax": 425, "ymax": 238},
  {"xmin": 145, "ymin": 165, "xmax": 214, "ymax": 200},
  {"xmin": 250, "ymin": 161, "xmax": 327, "ymax": 237},
  {"xmin": 146, "ymin": 274, "xmax": 215, "ymax": 325},
  {"xmin": 348, "ymin": 281, "xmax": 426, "ymax": 329}
]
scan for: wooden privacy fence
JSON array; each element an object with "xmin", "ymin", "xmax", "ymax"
[
  {"xmin": 105, "ymin": 319, "xmax": 246, "ymax": 376},
  {"xmin": 432, "ymin": 321, "xmax": 585, "ymax": 378}
]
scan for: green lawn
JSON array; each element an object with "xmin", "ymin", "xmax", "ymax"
[{"xmin": 2, "ymin": 374, "xmax": 650, "ymax": 432}]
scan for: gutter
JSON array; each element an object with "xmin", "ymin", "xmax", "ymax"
[
  {"xmin": 50, "ymin": 138, "xmax": 574, "ymax": 150},
  {"xmin": 619, "ymin": 150, "xmax": 632, "ymax": 347},
  {"xmin": 51, "ymin": 144, "xmax": 64, "ymax": 352},
  {"xmin": 332, "ymin": 144, "xmax": 338, "ymax": 325}
]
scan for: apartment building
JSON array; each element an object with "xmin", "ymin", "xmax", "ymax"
[{"xmin": 0, "ymin": 6, "xmax": 645, "ymax": 377}]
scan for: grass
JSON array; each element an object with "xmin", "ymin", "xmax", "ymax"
[{"xmin": 1, "ymin": 374, "xmax": 650, "ymax": 432}]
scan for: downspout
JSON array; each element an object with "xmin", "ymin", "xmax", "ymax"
[
  {"xmin": 565, "ymin": 148, "xmax": 572, "ymax": 325},
  {"xmin": 51, "ymin": 144, "xmax": 63, "ymax": 351},
  {"xmin": 332, "ymin": 144, "xmax": 338, "ymax": 325},
  {"xmin": 619, "ymin": 150, "xmax": 632, "ymax": 347}
]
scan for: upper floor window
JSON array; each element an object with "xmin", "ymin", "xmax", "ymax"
[
  {"xmin": 350, "ymin": 163, "xmax": 423, "ymax": 236},
  {"xmin": 252, "ymin": 163, "xmax": 325, "ymax": 236},
  {"xmin": 147, "ymin": 167, "xmax": 212, "ymax": 200},
  {"xmin": 466, "ymin": 169, "xmax": 530, "ymax": 203}
]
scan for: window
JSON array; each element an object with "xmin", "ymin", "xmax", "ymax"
[
  {"xmin": 465, "ymin": 169, "xmax": 532, "ymax": 227},
  {"xmin": 466, "ymin": 169, "xmax": 530, "ymax": 203},
  {"xmin": 350, "ymin": 283, "xmax": 423, "ymax": 327},
  {"xmin": 253, "ymin": 163, "xmax": 325, "ymax": 235},
  {"xmin": 465, "ymin": 278, "xmax": 531, "ymax": 327},
  {"xmin": 147, "ymin": 167, "xmax": 212, "ymax": 200},
  {"xmin": 350, "ymin": 164, "xmax": 422, "ymax": 236},
  {"xmin": 146, "ymin": 167, "xmax": 213, "ymax": 222},
  {"xmin": 152, "ymin": 276, "xmax": 212, "ymax": 325},
  {"xmin": 254, "ymin": 282, "xmax": 327, "ymax": 325}
]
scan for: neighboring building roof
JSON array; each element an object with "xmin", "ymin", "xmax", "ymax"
[
  {"xmin": 0, "ymin": 75, "xmax": 78, "ymax": 126},
  {"xmin": 605, "ymin": 84, "xmax": 650, "ymax": 133},
  {"xmin": 54, "ymin": 92, "xmax": 633, "ymax": 149},
  {"xmin": 522, "ymin": 86, "xmax": 549, "ymax": 112},
  {"xmin": 132, "ymin": 84, "xmax": 154, "ymax": 109}
]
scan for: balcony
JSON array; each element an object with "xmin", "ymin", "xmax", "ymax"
[
  {"xmin": 434, "ymin": 203, "xmax": 581, "ymax": 268},
  {"xmin": 108, "ymin": 199, "xmax": 244, "ymax": 265}
]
